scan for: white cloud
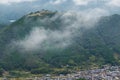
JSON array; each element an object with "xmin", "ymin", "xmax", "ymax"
[
  {"xmin": 13, "ymin": 8, "xmax": 109, "ymax": 51},
  {"xmin": 50, "ymin": 0, "xmax": 67, "ymax": 5},
  {"xmin": 0, "ymin": 0, "xmax": 36, "ymax": 4},
  {"xmin": 17, "ymin": 27, "xmax": 47, "ymax": 51},
  {"xmin": 72, "ymin": 0, "xmax": 94, "ymax": 6},
  {"xmin": 80, "ymin": 8, "xmax": 109, "ymax": 27},
  {"xmin": 107, "ymin": 0, "xmax": 120, "ymax": 7},
  {"xmin": 15, "ymin": 26, "xmax": 71, "ymax": 51}
]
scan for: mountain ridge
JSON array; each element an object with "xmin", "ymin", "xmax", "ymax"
[{"xmin": 0, "ymin": 11, "xmax": 120, "ymax": 74}]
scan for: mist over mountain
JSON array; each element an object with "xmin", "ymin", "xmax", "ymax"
[{"xmin": 0, "ymin": 10, "xmax": 120, "ymax": 74}]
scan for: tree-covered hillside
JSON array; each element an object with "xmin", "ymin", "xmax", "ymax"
[{"xmin": 0, "ymin": 10, "xmax": 120, "ymax": 74}]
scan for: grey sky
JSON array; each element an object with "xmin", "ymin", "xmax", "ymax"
[{"xmin": 0, "ymin": 0, "xmax": 120, "ymax": 24}]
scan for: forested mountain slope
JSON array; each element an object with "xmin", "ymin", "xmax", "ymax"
[{"xmin": 0, "ymin": 10, "xmax": 120, "ymax": 72}]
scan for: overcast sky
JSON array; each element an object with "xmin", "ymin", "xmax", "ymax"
[{"xmin": 0, "ymin": 0, "xmax": 120, "ymax": 24}]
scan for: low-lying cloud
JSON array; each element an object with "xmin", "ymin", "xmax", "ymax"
[{"xmin": 14, "ymin": 8, "xmax": 109, "ymax": 52}]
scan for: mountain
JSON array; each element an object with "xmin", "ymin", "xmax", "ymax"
[{"xmin": 0, "ymin": 10, "xmax": 120, "ymax": 74}]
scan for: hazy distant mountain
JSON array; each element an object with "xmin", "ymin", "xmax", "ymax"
[{"xmin": 0, "ymin": 10, "xmax": 120, "ymax": 73}]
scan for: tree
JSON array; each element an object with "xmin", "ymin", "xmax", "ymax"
[
  {"xmin": 76, "ymin": 78, "xmax": 86, "ymax": 80},
  {"xmin": 0, "ymin": 68, "xmax": 4, "ymax": 76}
]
